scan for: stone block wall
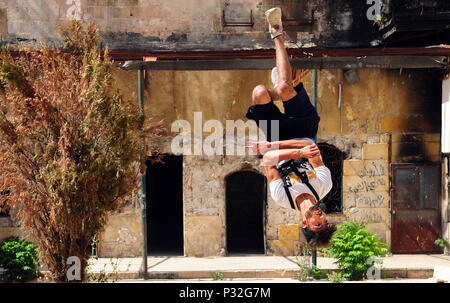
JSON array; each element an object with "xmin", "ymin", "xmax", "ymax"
[
  {"xmin": 343, "ymin": 142, "xmax": 390, "ymax": 244},
  {"xmin": 183, "ymin": 153, "xmax": 265, "ymax": 257},
  {"xmin": 1, "ymin": 66, "xmax": 443, "ymax": 257},
  {"xmin": 97, "ymin": 67, "xmax": 441, "ymax": 257},
  {"xmin": 97, "ymin": 195, "xmax": 143, "ymax": 257},
  {"xmin": 0, "ymin": 215, "xmax": 29, "ymax": 243},
  {"xmin": 268, "ymin": 224, "xmax": 303, "ymax": 256}
]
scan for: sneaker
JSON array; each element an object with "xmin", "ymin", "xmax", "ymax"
[{"xmin": 265, "ymin": 7, "xmax": 283, "ymax": 39}]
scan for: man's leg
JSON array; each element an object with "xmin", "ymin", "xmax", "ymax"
[
  {"xmin": 252, "ymin": 85, "xmax": 271, "ymax": 105},
  {"xmin": 273, "ymin": 36, "xmax": 297, "ymax": 102},
  {"xmin": 265, "ymin": 7, "xmax": 297, "ymax": 102},
  {"xmin": 265, "ymin": 7, "xmax": 319, "ymax": 141},
  {"xmin": 246, "ymin": 84, "xmax": 283, "ymax": 142}
]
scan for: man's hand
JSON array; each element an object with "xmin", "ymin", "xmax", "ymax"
[
  {"xmin": 245, "ymin": 141, "xmax": 273, "ymax": 155},
  {"xmin": 301, "ymin": 144, "xmax": 320, "ymax": 159}
]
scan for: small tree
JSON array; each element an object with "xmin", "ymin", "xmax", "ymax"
[
  {"xmin": 0, "ymin": 21, "xmax": 144, "ymax": 281},
  {"xmin": 324, "ymin": 221, "xmax": 388, "ymax": 280}
]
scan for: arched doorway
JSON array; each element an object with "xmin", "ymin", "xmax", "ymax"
[{"xmin": 225, "ymin": 170, "xmax": 266, "ymax": 255}]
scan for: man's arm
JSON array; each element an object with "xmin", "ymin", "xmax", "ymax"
[
  {"xmin": 262, "ymin": 149, "xmax": 302, "ymax": 183},
  {"xmin": 262, "ymin": 145, "xmax": 320, "ymax": 183},
  {"xmin": 308, "ymin": 154, "xmax": 325, "ymax": 168},
  {"xmin": 246, "ymin": 139, "xmax": 314, "ymax": 154},
  {"xmin": 272, "ymin": 139, "xmax": 315, "ymax": 150},
  {"xmin": 264, "ymin": 164, "xmax": 282, "ymax": 183}
]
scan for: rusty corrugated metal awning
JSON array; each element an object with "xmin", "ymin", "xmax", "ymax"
[
  {"xmin": 119, "ymin": 56, "xmax": 447, "ymax": 71},
  {"xmin": 115, "ymin": 46, "xmax": 450, "ymax": 70}
]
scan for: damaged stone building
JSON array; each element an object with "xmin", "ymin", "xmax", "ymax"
[{"xmin": 0, "ymin": 0, "xmax": 449, "ymax": 259}]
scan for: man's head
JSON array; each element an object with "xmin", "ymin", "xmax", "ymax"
[{"xmin": 301, "ymin": 204, "xmax": 336, "ymax": 248}]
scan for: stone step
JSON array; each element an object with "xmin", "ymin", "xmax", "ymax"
[
  {"xmin": 85, "ymin": 267, "xmax": 436, "ymax": 280},
  {"xmin": 433, "ymin": 265, "xmax": 450, "ymax": 283}
]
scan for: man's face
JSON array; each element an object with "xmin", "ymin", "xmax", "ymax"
[{"xmin": 305, "ymin": 205, "xmax": 328, "ymax": 232}]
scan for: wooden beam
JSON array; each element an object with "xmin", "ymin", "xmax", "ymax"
[{"xmin": 119, "ymin": 56, "xmax": 447, "ymax": 71}]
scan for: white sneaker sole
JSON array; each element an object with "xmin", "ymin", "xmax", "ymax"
[
  {"xmin": 265, "ymin": 7, "xmax": 282, "ymax": 26},
  {"xmin": 265, "ymin": 7, "xmax": 283, "ymax": 38}
]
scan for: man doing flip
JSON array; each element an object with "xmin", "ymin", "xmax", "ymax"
[{"xmin": 246, "ymin": 7, "xmax": 336, "ymax": 248}]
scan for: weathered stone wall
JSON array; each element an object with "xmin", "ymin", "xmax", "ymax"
[
  {"xmin": 0, "ymin": 0, "xmax": 381, "ymax": 51},
  {"xmin": 315, "ymin": 68, "xmax": 440, "ymax": 249},
  {"xmin": 344, "ymin": 143, "xmax": 390, "ymax": 244},
  {"xmin": 183, "ymin": 154, "xmax": 265, "ymax": 257},
  {"xmin": 97, "ymin": 197, "xmax": 143, "ymax": 257},
  {"xmin": 95, "ymin": 66, "xmax": 442, "ymax": 257},
  {"xmin": 0, "ymin": 215, "xmax": 29, "ymax": 243},
  {"xmin": 1, "ymin": 65, "xmax": 440, "ymax": 256}
]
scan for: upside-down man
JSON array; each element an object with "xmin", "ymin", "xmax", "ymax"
[{"xmin": 245, "ymin": 7, "xmax": 336, "ymax": 248}]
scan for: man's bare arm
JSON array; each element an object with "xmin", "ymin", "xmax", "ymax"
[
  {"xmin": 263, "ymin": 144, "xmax": 324, "ymax": 176},
  {"xmin": 272, "ymin": 139, "xmax": 315, "ymax": 149},
  {"xmin": 308, "ymin": 154, "xmax": 325, "ymax": 168},
  {"xmin": 264, "ymin": 164, "xmax": 282, "ymax": 183},
  {"xmin": 246, "ymin": 139, "xmax": 314, "ymax": 154},
  {"xmin": 263, "ymin": 145, "xmax": 320, "ymax": 166}
]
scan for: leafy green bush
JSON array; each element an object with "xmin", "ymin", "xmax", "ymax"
[
  {"xmin": 0, "ymin": 237, "xmax": 39, "ymax": 282},
  {"xmin": 325, "ymin": 221, "xmax": 388, "ymax": 280},
  {"xmin": 434, "ymin": 238, "xmax": 449, "ymax": 249},
  {"xmin": 327, "ymin": 271, "xmax": 345, "ymax": 283},
  {"xmin": 311, "ymin": 265, "xmax": 324, "ymax": 280}
]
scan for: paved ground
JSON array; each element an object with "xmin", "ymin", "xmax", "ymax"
[{"xmin": 86, "ymin": 254, "xmax": 450, "ymax": 281}]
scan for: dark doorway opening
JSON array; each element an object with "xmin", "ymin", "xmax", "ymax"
[
  {"xmin": 146, "ymin": 155, "xmax": 183, "ymax": 255},
  {"xmin": 318, "ymin": 143, "xmax": 344, "ymax": 214},
  {"xmin": 226, "ymin": 170, "xmax": 266, "ymax": 255}
]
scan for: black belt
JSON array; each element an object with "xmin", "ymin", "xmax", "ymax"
[{"xmin": 278, "ymin": 159, "xmax": 321, "ymax": 210}]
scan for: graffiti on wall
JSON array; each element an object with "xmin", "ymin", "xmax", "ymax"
[
  {"xmin": 347, "ymin": 161, "xmax": 387, "ymax": 194},
  {"xmin": 345, "ymin": 159, "xmax": 389, "ymax": 225},
  {"xmin": 348, "ymin": 208, "xmax": 385, "ymax": 224},
  {"xmin": 356, "ymin": 192, "xmax": 385, "ymax": 208}
]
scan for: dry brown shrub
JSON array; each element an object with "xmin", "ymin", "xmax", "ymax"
[{"xmin": 0, "ymin": 20, "xmax": 145, "ymax": 281}]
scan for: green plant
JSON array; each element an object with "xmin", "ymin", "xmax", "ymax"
[
  {"xmin": 0, "ymin": 237, "xmax": 39, "ymax": 282},
  {"xmin": 311, "ymin": 265, "xmax": 324, "ymax": 280},
  {"xmin": 325, "ymin": 221, "xmax": 388, "ymax": 281},
  {"xmin": 317, "ymin": 247, "xmax": 333, "ymax": 257},
  {"xmin": 211, "ymin": 270, "xmax": 224, "ymax": 280},
  {"xmin": 434, "ymin": 238, "xmax": 450, "ymax": 249},
  {"xmin": 86, "ymin": 258, "xmax": 130, "ymax": 283},
  {"xmin": 295, "ymin": 247, "xmax": 311, "ymax": 282},
  {"xmin": 327, "ymin": 271, "xmax": 345, "ymax": 283}
]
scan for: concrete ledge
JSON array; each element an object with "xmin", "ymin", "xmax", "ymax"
[
  {"xmin": 407, "ymin": 269, "xmax": 434, "ymax": 279},
  {"xmin": 433, "ymin": 265, "xmax": 450, "ymax": 283},
  {"xmin": 86, "ymin": 268, "xmax": 438, "ymax": 281},
  {"xmin": 383, "ymin": 269, "xmax": 408, "ymax": 279},
  {"xmin": 35, "ymin": 255, "xmax": 450, "ymax": 281}
]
